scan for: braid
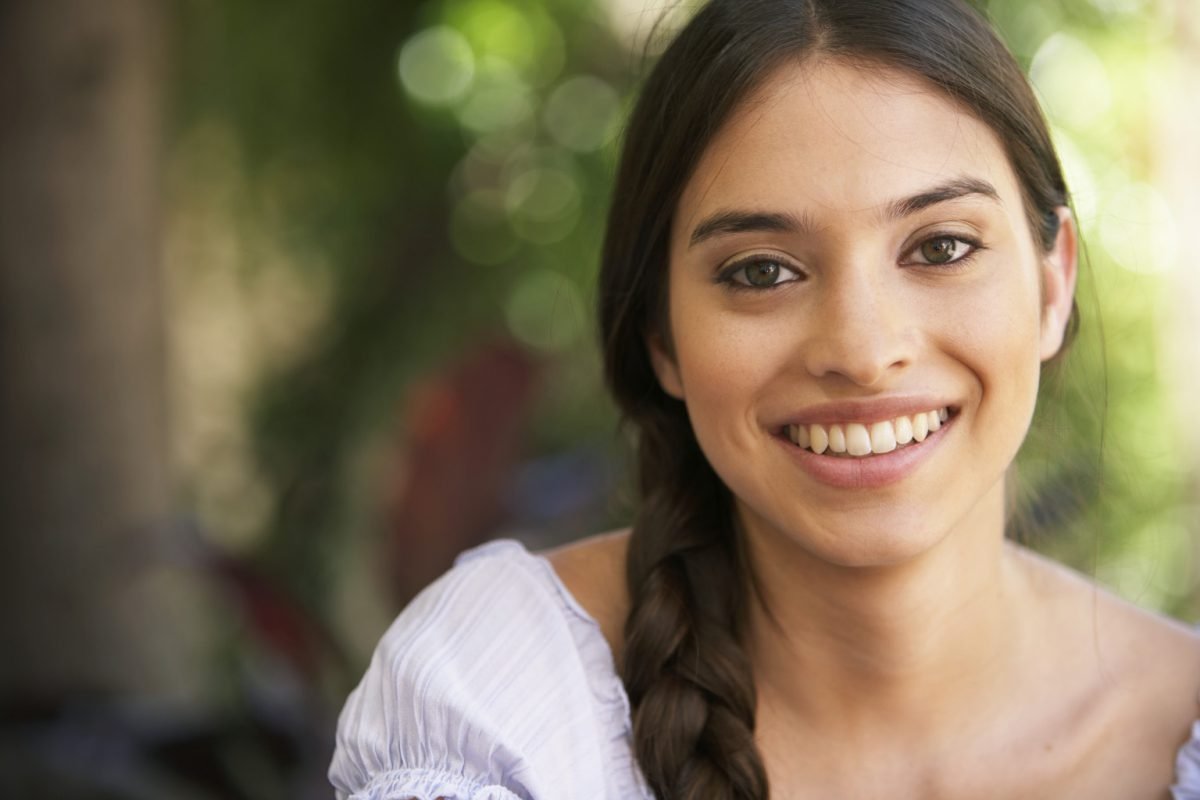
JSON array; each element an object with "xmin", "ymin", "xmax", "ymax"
[
  {"xmin": 620, "ymin": 411, "xmax": 769, "ymax": 799},
  {"xmin": 599, "ymin": 2, "xmax": 1065, "ymax": 796}
]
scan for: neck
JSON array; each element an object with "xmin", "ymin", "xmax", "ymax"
[{"xmin": 743, "ymin": 483, "xmax": 1035, "ymax": 745}]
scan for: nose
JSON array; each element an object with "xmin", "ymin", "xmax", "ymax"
[{"xmin": 801, "ymin": 265, "xmax": 913, "ymax": 386}]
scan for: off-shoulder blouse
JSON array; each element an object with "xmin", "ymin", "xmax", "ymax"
[{"xmin": 330, "ymin": 539, "xmax": 1200, "ymax": 799}]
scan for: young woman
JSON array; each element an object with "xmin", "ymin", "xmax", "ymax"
[{"xmin": 330, "ymin": 0, "xmax": 1200, "ymax": 797}]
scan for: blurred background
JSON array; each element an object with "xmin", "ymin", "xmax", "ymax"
[{"xmin": 1, "ymin": 0, "xmax": 1197, "ymax": 796}]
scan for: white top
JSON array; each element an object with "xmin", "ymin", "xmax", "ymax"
[{"xmin": 330, "ymin": 539, "xmax": 1200, "ymax": 800}]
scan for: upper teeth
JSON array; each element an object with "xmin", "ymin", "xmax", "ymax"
[{"xmin": 789, "ymin": 407, "xmax": 950, "ymax": 457}]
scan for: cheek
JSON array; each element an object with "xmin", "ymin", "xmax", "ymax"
[
  {"xmin": 931, "ymin": 270, "xmax": 1044, "ymax": 429},
  {"xmin": 668, "ymin": 296, "xmax": 792, "ymax": 443}
]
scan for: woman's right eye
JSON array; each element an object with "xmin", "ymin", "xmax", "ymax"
[{"xmin": 719, "ymin": 256, "xmax": 803, "ymax": 289}]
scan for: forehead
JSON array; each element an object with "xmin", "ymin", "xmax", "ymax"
[{"xmin": 674, "ymin": 58, "xmax": 1023, "ymax": 236}]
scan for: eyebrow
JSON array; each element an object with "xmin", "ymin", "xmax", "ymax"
[
  {"xmin": 686, "ymin": 177, "xmax": 1001, "ymax": 249},
  {"xmin": 688, "ymin": 209, "xmax": 816, "ymax": 248},
  {"xmin": 882, "ymin": 177, "xmax": 1000, "ymax": 220}
]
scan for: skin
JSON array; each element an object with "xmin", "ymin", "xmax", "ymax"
[{"xmin": 549, "ymin": 58, "xmax": 1200, "ymax": 798}]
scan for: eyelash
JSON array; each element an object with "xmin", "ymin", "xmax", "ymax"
[{"xmin": 714, "ymin": 233, "xmax": 985, "ymax": 291}]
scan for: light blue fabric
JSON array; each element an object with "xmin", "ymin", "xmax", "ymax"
[
  {"xmin": 1176, "ymin": 721, "xmax": 1200, "ymax": 800},
  {"xmin": 329, "ymin": 539, "xmax": 652, "ymax": 800},
  {"xmin": 331, "ymin": 539, "xmax": 1200, "ymax": 799}
]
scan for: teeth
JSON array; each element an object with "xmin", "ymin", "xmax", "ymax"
[
  {"xmin": 794, "ymin": 423, "xmax": 810, "ymax": 449},
  {"xmin": 913, "ymin": 412, "xmax": 929, "ymax": 442},
  {"xmin": 845, "ymin": 423, "xmax": 871, "ymax": 456},
  {"xmin": 810, "ymin": 424, "xmax": 829, "ymax": 454},
  {"xmin": 870, "ymin": 421, "xmax": 897, "ymax": 454},
  {"xmin": 790, "ymin": 407, "xmax": 950, "ymax": 457}
]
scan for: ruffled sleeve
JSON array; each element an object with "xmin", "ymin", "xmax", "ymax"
[
  {"xmin": 1174, "ymin": 721, "xmax": 1200, "ymax": 800},
  {"xmin": 329, "ymin": 541, "xmax": 629, "ymax": 800}
]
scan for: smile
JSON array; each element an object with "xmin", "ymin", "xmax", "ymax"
[{"xmin": 787, "ymin": 407, "xmax": 953, "ymax": 458}]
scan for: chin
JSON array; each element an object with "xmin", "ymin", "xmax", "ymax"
[
  {"xmin": 810, "ymin": 529, "xmax": 947, "ymax": 570},
  {"xmin": 739, "ymin": 501, "xmax": 964, "ymax": 572}
]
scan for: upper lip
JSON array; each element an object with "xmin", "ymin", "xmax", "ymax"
[{"xmin": 772, "ymin": 396, "xmax": 958, "ymax": 427}]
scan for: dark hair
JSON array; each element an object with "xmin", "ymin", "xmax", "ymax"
[{"xmin": 597, "ymin": 0, "xmax": 1074, "ymax": 797}]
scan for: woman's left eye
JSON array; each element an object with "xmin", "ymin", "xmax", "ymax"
[{"xmin": 904, "ymin": 235, "xmax": 980, "ymax": 267}]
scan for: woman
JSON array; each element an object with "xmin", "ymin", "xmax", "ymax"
[{"xmin": 330, "ymin": 0, "xmax": 1200, "ymax": 797}]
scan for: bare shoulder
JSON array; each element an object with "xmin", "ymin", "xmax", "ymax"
[
  {"xmin": 1014, "ymin": 546, "xmax": 1200, "ymax": 788},
  {"xmin": 1089, "ymin": 590, "xmax": 1200, "ymax": 794},
  {"xmin": 1097, "ymin": 585, "xmax": 1200, "ymax": 723},
  {"xmin": 542, "ymin": 529, "xmax": 632, "ymax": 658}
]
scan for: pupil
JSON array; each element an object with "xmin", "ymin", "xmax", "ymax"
[
  {"xmin": 923, "ymin": 238, "xmax": 955, "ymax": 263},
  {"xmin": 747, "ymin": 262, "xmax": 780, "ymax": 286}
]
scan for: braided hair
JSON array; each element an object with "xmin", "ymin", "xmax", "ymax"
[{"xmin": 597, "ymin": 1, "xmax": 1071, "ymax": 796}]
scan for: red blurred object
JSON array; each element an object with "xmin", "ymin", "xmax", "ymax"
[
  {"xmin": 206, "ymin": 547, "xmax": 337, "ymax": 682},
  {"xmin": 384, "ymin": 338, "xmax": 541, "ymax": 608}
]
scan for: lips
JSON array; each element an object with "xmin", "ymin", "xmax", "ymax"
[
  {"xmin": 773, "ymin": 403, "xmax": 956, "ymax": 490},
  {"xmin": 788, "ymin": 407, "xmax": 953, "ymax": 457}
]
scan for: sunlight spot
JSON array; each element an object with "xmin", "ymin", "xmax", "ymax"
[
  {"xmin": 1099, "ymin": 182, "xmax": 1177, "ymax": 274},
  {"xmin": 1030, "ymin": 33, "xmax": 1112, "ymax": 130},
  {"xmin": 544, "ymin": 75, "xmax": 622, "ymax": 153},
  {"xmin": 398, "ymin": 26, "xmax": 475, "ymax": 106}
]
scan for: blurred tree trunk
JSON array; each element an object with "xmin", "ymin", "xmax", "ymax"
[{"xmin": 0, "ymin": 0, "xmax": 198, "ymax": 703}]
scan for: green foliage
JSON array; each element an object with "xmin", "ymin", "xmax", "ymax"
[
  {"xmin": 172, "ymin": 0, "xmax": 632, "ymax": 618},
  {"xmin": 171, "ymin": 0, "xmax": 1196, "ymax": 637}
]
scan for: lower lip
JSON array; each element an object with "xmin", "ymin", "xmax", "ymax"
[{"xmin": 776, "ymin": 419, "xmax": 952, "ymax": 490}]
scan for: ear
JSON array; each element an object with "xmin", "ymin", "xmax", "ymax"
[
  {"xmin": 1038, "ymin": 206, "xmax": 1078, "ymax": 362},
  {"xmin": 647, "ymin": 332, "xmax": 685, "ymax": 400}
]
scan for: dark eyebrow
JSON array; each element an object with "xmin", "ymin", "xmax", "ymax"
[
  {"xmin": 883, "ymin": 177, "xmax": 1000, "ymax": 220},
  {"xmin": 687, "ymin": 177, "xmax": 1000, "ymax": 249},
  {"xmin": 688, "ymin": 210, "xmax": 814, "ymax": 248}
]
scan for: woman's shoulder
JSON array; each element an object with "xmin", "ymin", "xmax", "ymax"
[
  {"xmin": 543, "ymin": 528, "xmax": 632, "ymax": 661},
  {"xmin": 1014, "ymin": 547, "xmax": 1200, "ymax": 795},
  {"xmin": 1101, "ymin": 595, "xmax": 1200, "ymax": 797},
  {"xmin": 353, "ymin": 535, "xmax": 629, "ymax": 704},
  {"xmin": 330, "ymin": 536, "xmax": 643, "ymax": 800},
  {"xmin": 1105, "ymin": 600, "xmax": 1200, "ymax": 798}
]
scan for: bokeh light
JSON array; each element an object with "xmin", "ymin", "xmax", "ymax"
[
  {"xmin": 504, "ymin": 166, "xmax": 581, "ymax": 244},
  {"xmin": 1030, "ymin": 33, "xmax": 1113, "ymax": 130},
  {"xmin": 543, "ymin": 75, "xmax": 622, "ymax": 152},
  {"xmin": 1099, "ymin": 182, "xmax": 1178, "ymax": 274},
  {"xmin": 505, "ymin": 268, "xmax": 586, "ymax": 352},
  {"xmin": 397, "ymin": 25, "xmax": 476, "ymax": 105},
  {"xmin": 457, "ymin": 58, "xmax": 535, "ymax": 135}
]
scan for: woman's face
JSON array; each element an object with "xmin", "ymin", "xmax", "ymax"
[{"xmin": 651, "ymin": 58, "xmax": 1076, "ymax": 568}]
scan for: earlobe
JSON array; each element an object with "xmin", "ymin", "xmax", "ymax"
[
  {"xmin": 1039, "ymin": 206, "xmax": 1079, "ymax": 361},
  {"xmin": 647, "ymin": 333, "xmax": 685, "ymax": 400}
]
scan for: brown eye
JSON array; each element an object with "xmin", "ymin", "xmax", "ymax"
[
  {"xmin": 905, "ymin": 234, "xmax": 980, "ymax": 267},
  {"xmin": 718, "ymin": 254, "xmax": 803, "ymax": 290},
  {"xmin": 745, "ymin": 261, "xmax": 782, "ymax": 286},
  {"xmin": 921, "ymin": 237, "xmax": 959, "ymax": 264}
]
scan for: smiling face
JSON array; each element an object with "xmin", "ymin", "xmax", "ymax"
[{"xmin": 649, "ymin": 58, "xmax": 1076, "ymax": 568}]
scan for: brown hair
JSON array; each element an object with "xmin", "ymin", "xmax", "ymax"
[{"xmin": 598, "ymin": 0, "xmax": 1072, "ymax": 797}]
